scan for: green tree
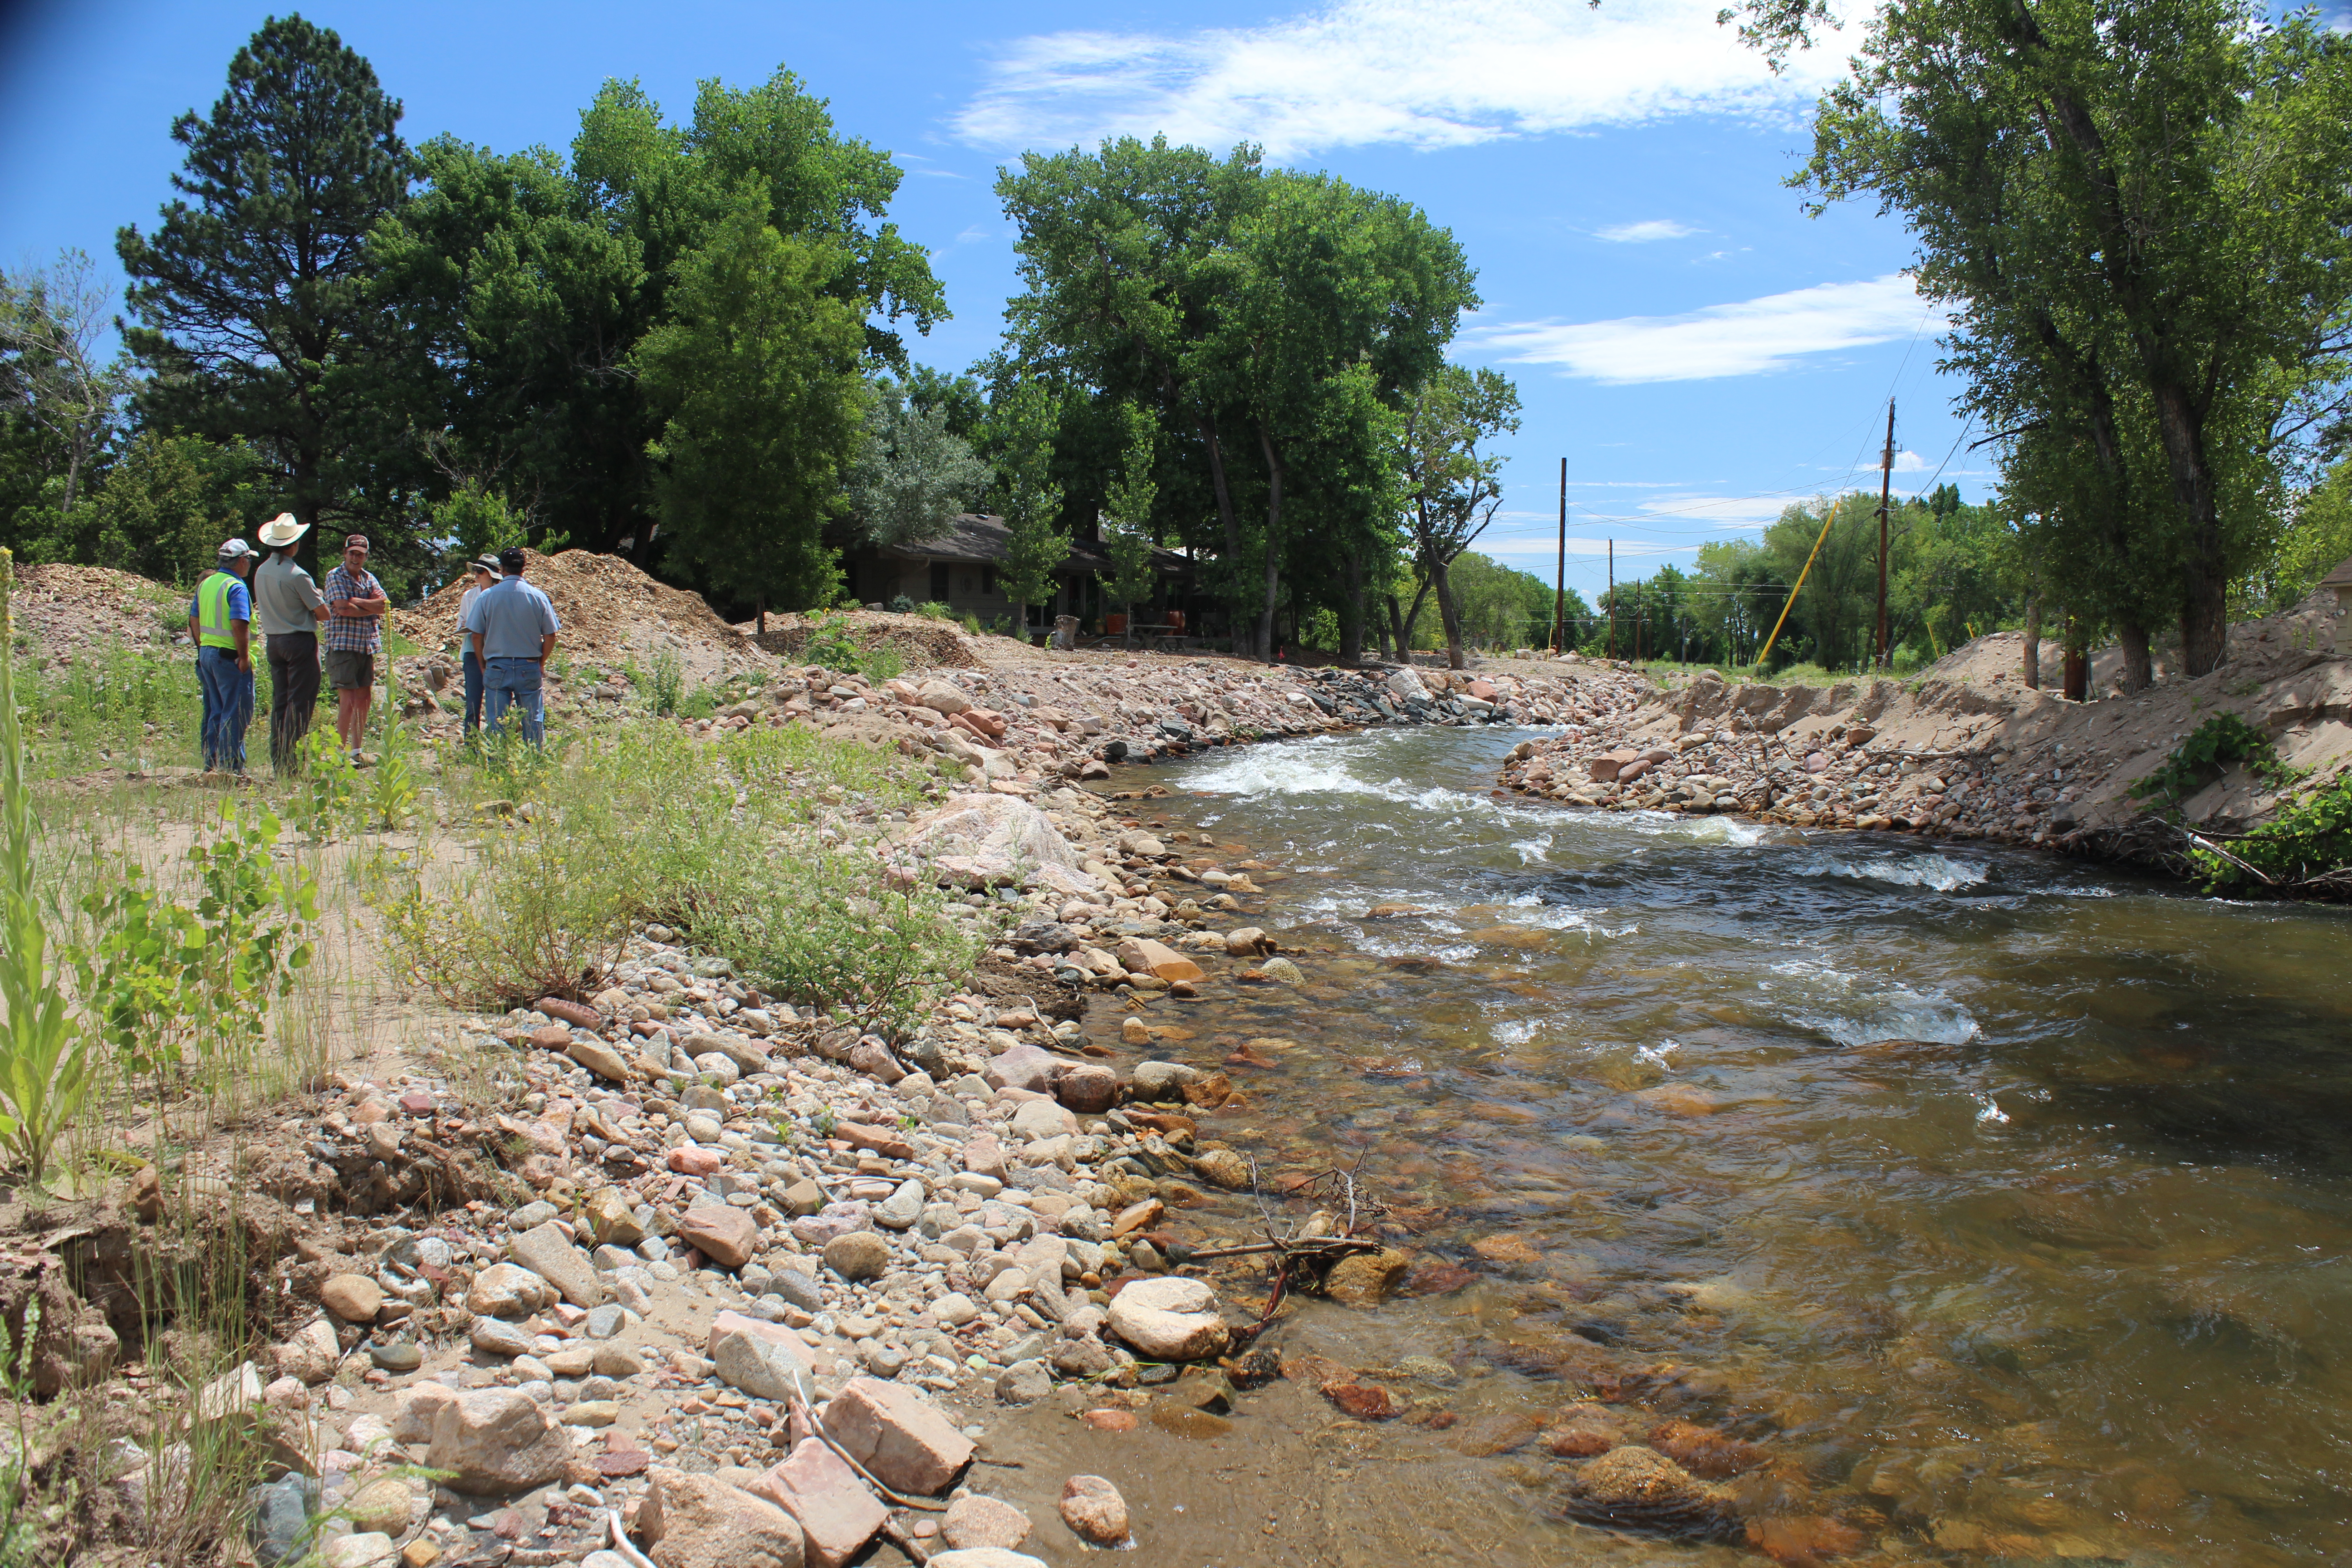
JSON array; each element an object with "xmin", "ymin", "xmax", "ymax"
[
  {"xmin": 1099, "ymin": 403, "xmax": 1160, "ymax": 647},
  {"xmin": 0, "ymin": 251, "xmax": 127, "ymax": 540},
  {"xmin": 79, "ymin": 432, "xmax": 275, "ymax": 586},
  {"xmin": 429, "ymin": 478, "xmax": 529, "ymax": 564},
  {"xmin": 1397, "ymin": 364, "xmax": 1520, "ymax": 670},
  {"xmin": 634, "ymin": 196, "xmax": 869, "ymax": 617},
  {"xmin": 1802, "ymin": 0, "xmax": 2352, "ymax": 677},
  {"xmin": 372, "ymin": 68, "xmax": 946, "ymax": 566},
  {"xmin": 986, "ymin": 377, "xmax": 1068, "ymax": 637},
  {"xmin": 116, "ymin": 15, "xmax": 412, "ymax": 558},
  {"xmin": 845, "ymin": 378, "xmax": 989, "ymax": 549},
  {"xmin": 906, "ymin": 363, "xmax": 987, "ymax": 441}
]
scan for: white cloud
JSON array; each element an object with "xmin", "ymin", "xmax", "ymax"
[
  {"xmin": 1597, "ymin": 220, "xmax": 1696, "ymax": 243},
  {"xmin": 952, "ymin": 0, "xmax": 1842, "ymax": 157},
  {"xmin": 1468, "ymin": 274, "xmax": 1942, "ymax": 383},
  {"xmin": 1891, "ymin": 447, "xmax": 1931, "ymax": 472}
]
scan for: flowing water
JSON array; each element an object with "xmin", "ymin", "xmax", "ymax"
[{"xmin": 1071, "ymin": 726, "xmax": 2352, "ymax": 1566}]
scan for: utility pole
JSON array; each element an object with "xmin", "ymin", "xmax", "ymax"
[
  {"xmin": 1553, "ymin": 457, "xmax": 1567, "ymax": 653},
  {"xmin": 1876, "ymin": 398, "xmax": 1895, "ymax": 671},
  {"xmin": 1606, "ymin": 539, "xmax": 1615, "ymax": 659}
]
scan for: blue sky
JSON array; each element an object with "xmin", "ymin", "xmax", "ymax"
[{"xmin": 0, "ymin": 0, "xmax": 1982, "ymax": 603}]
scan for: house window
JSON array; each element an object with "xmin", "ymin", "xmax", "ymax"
[
  {"xmin": 982, "ymin": 567, "xmax": 995, "ymax": 596},
  {"xmin": 931, "ymin": 562, "xmax": 950, "ymax": 600}
]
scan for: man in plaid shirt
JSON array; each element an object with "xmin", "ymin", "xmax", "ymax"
[{"xmin": 323, "ymin": 533, "xmax": 388, "ymax": 760}]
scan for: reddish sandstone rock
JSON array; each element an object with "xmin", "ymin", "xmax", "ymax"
[
  {"xmin": 1327, "ymin": 1383, "xmax": 1399, "ymax": 1421},
  {"xmin": 1649, "ymin": 1419, "xmax": 1770, "ymax": 1479},
  {"xmin": 1745, "ymin": 1515, "xmax": 1868, "ymax": 1567}
]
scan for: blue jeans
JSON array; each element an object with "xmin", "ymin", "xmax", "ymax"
[
  {"xmin": 197, "ymin": 646, "xmax": 255, "ymax": 772},
  {"xmin": 483, "ymin": 657, "xmax": 545, "ymax": 747},
  {"xmin": 462, "ymin": 649, "xmax": 485, "ymax": 736}
]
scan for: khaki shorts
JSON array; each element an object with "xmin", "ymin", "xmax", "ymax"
[{"xmin": 323, "ymin": 648, "xmax": 375, "ymax": 690}]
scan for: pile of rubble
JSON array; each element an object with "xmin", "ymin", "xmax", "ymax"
[
  {"xmin": 394, "ymin": 551, "xmax": 768, "ymax": 683},
  {"xmin": 10, "ymin": 561, "xmax": 182, "ymax": 665}
]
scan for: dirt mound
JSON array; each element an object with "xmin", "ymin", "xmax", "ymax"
[
  {"xmin": 1926, "ymin": 586, "xmax": 2344, "ymax": 696},
  {"xmin": 10, "ymin": 562, "xmax": 184, "ymax": 664},
  {"xmin": 393, "ymin": 549, "xmax": 767, "ymax": 681},
  {"xmin": 749, "ymin": 608, "xmax": 985, "ymax": 671}
]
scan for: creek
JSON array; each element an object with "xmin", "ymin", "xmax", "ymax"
[{"xmin": 1063, "ymin": 725, "xmax": 2352, "ymax": 1566}]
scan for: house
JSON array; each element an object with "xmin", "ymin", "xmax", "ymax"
[
  {"xmin": 839, "ymin": 513, "xmax": 1196, "ymax": 633},
  {"xmin": 2325, "ymin": 554, "xmax": 2352, "ymax": 655}
]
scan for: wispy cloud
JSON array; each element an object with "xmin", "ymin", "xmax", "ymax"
[
  {"xmin": 952, "ymin": 0, "xmax": 1842, "ymax": 157},
  {"xmin": 1597, "ymin": 220, "xmax": 1695, "ymax": 243},
  {"xmin": 1469, "ymin": 274, "xmax": 1941, "ymax": 383}
]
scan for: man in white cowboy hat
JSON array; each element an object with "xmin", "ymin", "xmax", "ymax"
[
  {"xmin": 251, "ymin": 512, "xmax": 329, "ymax": 773},
  {"xmin": 187, "ymin": 537, "xmax": 258, "ymax": 772}
]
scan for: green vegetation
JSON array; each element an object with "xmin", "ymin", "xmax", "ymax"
[
  {"xmin": 387, "ymin": 719, "xmax": 973, "ymax": 1026},
  {"xmin": 801, "ymin": 614, "xmax": 906, "ymax": 684},
  {"xmin": 2190, "ymin": 774, "xmax": 2352, "ymax": 891},
  {"xmin": 2130, "ymin": 714, "xmax": 2299, "ymax": 807},
  {"xmin": 0, "ymin": 552, "xmax": 94, "ymax": 1188}
]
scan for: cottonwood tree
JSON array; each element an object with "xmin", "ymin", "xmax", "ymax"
[
  {"xmin": 986, "ymin": 377, "xmax": 1069, "ymax": 637},
  {"xmin": 1398, "ymin": 364, "xmax": 1520, "ymax": 670},
  {"xmin": 372, "ymin": 69, "xmax": 946, "ymax": 563},
  {"xmin": 634, "ymin": 196, "xmax": 869, "ymax": 618},
  {"xmin": 1099, "ymin": 403, "xmax": 1160, "ymax": 646},
  {"xmin": 1800, "ymin": 0, "xmax": 2352, "ymax": 677},
  {"xmin": 0, "ymin": 251, "xmax": 127, "ymax": 536},
  {"xmin": 116, "ymin": 15, "xmax": 412, "ymax": 559}
]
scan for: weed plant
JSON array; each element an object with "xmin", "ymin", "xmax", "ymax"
[{"xmin": 385, "ymin": 716, "xmax": 975, "ymax": 1025}]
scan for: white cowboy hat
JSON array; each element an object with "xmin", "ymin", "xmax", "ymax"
[{"xmin": 258, "ymin": 513, "xmax": 309, "ymax": 548}]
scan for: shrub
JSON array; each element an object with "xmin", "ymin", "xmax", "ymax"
[
  {"xmin": 642, "ymin": 646, "xmax": 687, "ymax": 717},
  {"xmin": 386, "ymin": 719, "xmax": 972, "ymax": 1023},
  {"xmin": 915, "ymin": 601, "xmax": 951, "ymax": 621},
  {"xmin": 0, "ymin": 551, "xmax": 95, "ymax": 1188},
  {"xmin": 887, "ymin": 594, "xmax": 916, "ymax": 614},
  {"xmin": 2187, "ymin": 773, "xmax": 2352, "ymax": 890}
]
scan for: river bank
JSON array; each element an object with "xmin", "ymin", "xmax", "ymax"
[{"xmin": 1493, "ymin": 620, "xmax": 2352, "ymax": 888}]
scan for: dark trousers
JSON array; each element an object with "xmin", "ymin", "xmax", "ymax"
[
  {"xmin": 265, "ymin": 631, "xmax": 321, "ymax": 774},
  {"xmin": 462, "ymin": 648, "xmax": 485, "ymax": 736}
]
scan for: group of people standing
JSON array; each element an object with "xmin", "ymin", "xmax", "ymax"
[{"xmin": 189, "ymin": 514, "xmax": 560, "ymax": 774}]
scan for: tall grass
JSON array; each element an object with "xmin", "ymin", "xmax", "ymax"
[{"xmin": 387, "ymin": 717, "xmax": 976, "ymax": 1025}]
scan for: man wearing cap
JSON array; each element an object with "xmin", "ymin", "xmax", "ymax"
[
  {"xmin": 463, "ymin": 546, "xmax": 560, "ymax": 748},
  {"xmin": 323, "ymin": 533, "xmax": 389, "ymax": 761},
  {"xmin": 187, "ymin": 539, "xmax": 257, "ymax": 772},
  {"xmin": 456, "ymin": 554, "xmax": 499, "ymax": 740},
  {"xmin": 252, "ymin": 513, "xmax": 329, "ymax": 772}
]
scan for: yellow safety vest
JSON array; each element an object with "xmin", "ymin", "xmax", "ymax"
[{"xmin": 196, "ymin": 570, "xmax": 242, "ymax": 650}]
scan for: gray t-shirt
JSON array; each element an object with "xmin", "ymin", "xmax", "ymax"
[
  {"xmin": 251, "ymin": 554, "xmax": 326, "ymax": 637},
  {"xmin": 463, "ymin": 575, "xmax": 561, "ymax": 660}
]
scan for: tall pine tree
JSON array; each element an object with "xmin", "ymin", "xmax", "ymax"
[{"xmin": 117, "ymin": 15, "xmax": 411, "ymax": 559}]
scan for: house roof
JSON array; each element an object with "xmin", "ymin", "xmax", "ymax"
[
  {"xmin": 2322, "ymin": 553, "xmax": 2352, "ymax": 589},
  {"xmin": 880, "ymin": 513, "xmax": 1189, "ymax": 576}
]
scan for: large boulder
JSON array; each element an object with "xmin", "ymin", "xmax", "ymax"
[
  {"xmin": 676, "ymin": 1205, "xmax": 760, "ymax": 1270},
  {"xmin": 508, "ymin": 1221, "xmax": 606, "ymax": 1308},
  {"xmin": 638, "ymin": 1467, "xmax": 805, "ymax": 1568},
  {"xmin": 823, "ymin": 1377, "xmax": 974, "ymax": 1496},
  {"xmin": 1106, "ymin": 1276, "xmax": 1229, "ymax": 1362},
  {"xmin": 910, "ymin": 794, "xmax": 1082, "ymax": 889},
  {"xmin": 424, "ymin": 1389, "xmax": 574, "ymax": 1494},
  {"xmin": 709, "ymin": 1311, "xmax": 817, "ymax": 1402},
  {"xmin": 748, "ymin": 1438, "xmax": 886, "ymax": 1568}
]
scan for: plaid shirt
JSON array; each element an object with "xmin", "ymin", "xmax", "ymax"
[{"xmin": 323, "ymin": 564, "xmax": 385, "ymax": 653}]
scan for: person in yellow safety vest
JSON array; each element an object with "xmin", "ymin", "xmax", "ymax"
[{"xmin": 187, "ymin": 538, "xmax": 257, "ymax": 773}]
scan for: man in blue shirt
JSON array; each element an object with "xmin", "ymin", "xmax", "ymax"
[
  {"xmin": 463, "ymin": 546, "xmax": 561, "ymax": 747},
  {"xmin": 187, "ymin": 539, "xmax": 256, "ymax": 772}
]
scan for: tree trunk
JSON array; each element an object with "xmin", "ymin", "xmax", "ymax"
[
  {"xmin": 2116, "ymin": 622, "xmax": 2152, "ymax": 694},
  {"xmin": 1254, "ymin": 425, "xmax": 1284, "ymax": 665},
  {"xmin": 1338, "ymin": 552, "xmax": 1366, "ymax": 666},
  {"xmin": 1384, "ymin": 593, "xmax": 1408, "ymax": 661},
  {"xmin": 1434, "ymin": 555, "xmax": 1467, "ymax": 670},
  {"xmin": 2063, "ymin": 644, "xmax": 2089, "ymax": 702},
  {"xmin": 757, "ymin": 596, "xmax": 767, "ymax": 639},
  {"xmin": 2022, "ymin": 595, "xmax": 2042, "ymax": 688}
]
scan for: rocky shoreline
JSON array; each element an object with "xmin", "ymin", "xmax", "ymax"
[{"xmin": 1496, "ymin": 640, "xmax": 2352, "ymax": 867}]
